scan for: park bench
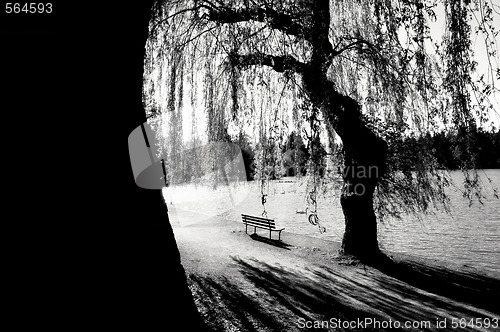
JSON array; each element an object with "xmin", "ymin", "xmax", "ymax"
[{"xmin": 241, "ymin": 214, "xmax": 285, "ymax": 241}]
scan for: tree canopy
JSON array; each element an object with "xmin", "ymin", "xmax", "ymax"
[{"xmin": 143, "ymin": 0, "xmax": 499, "ymax": 223}]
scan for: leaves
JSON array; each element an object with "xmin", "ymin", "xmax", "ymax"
[{"xmin": 143, "ymin": 0, "xmax": 500, "ymax": 220}]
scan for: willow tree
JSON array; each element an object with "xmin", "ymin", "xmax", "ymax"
[{"xmin": 144, "ymin": 0, "xmax": 499, "ymax": 259}]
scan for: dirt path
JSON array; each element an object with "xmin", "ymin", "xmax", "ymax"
[{"xmin": 173, "ymin": 217, "xmax": 500, "ymax": 332}]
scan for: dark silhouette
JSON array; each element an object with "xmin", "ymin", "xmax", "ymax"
[
  {"xmin": 98, "ymin": 2, "xmax": 207, "ymax": 329},
  {"xmin": 9, "ymin": 2, "xmax": 210, "ymax": 330}
]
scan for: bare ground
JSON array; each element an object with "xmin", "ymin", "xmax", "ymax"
[{"xmin": 172, "ymin": 216, "xmax": 500, "ymax": 332}]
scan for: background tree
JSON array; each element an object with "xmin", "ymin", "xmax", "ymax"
[
  {"xmin": 144, "ymin": 0, "xmax": 499, "ymax": 260},
  {"xmin": 236, "ymin": 132, "xmax": 257, "ymax": 180},
  {"xmin": 282, "ymin": 131, "xmax": 309, "ymax": 176}
]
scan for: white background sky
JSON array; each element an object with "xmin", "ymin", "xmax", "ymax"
[{"xmin": 429, "ymin": 2, "xmax": 500, "ymax": 128}]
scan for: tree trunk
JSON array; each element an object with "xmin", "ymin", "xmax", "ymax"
[
  {"xmin": 303, "ymin": 73, "xmax": 387, "ymax": 260},
  {"xmin": 336, "ymin": 104, "xmax": 387, "ymax": 260},
  {"xmin": 97, "ymin": 2, "xmax": 206, "ymax": 329},
  {"xmin": 340, "ymin": 173, "xmax": 380, "ymax": 259}
]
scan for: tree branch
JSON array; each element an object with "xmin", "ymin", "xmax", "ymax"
[
  {"xmin": 331, "ymin": 38, "xmax": 377, "ymax": 57},
  {"xmin": 229, "ymin": 51, "xmax": 307, "ymax": 73},
  {"xmin": 208, "ymin": 5, "xmax": 310, "ymax": 41},
  {"xmin": 149, "ymin": 4, "xmax": 214, "ymax": 38}
]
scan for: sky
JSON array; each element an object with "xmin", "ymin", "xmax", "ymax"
[{"xmin": 428, "ymin": 1, "xmax": 500, "ymax": 128}]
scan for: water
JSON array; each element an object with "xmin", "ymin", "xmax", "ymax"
[
  {"xmin": 377, "ymin": 170, "xmax": 500, "ymax": 275},
  {"xmin": 165, "ymin": 170, "xmax": 500, "ymax": 275}
]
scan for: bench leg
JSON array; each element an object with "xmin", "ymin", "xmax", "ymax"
[
  {"xmin": 254, "ymin": 226, "xmax": 256, "ymax": 235},
  {"xmin": 245, "ymin": 224, "xmax": 248, "ymax": 234},
  {"xmin": 269, "ymin": 229, "xmax": 272, "ymax": 239}
]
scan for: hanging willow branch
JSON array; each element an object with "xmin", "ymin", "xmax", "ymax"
[{"xmin": 144, "ymin": 0, "xmax": 500, "ymax": 221}]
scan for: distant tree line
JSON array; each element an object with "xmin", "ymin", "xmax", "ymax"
[
  {"xmin": 241, "ymin": 127, "xmax": 500, "ymax": 180},
  {"xmin": 164, "ymin": 127, "xmax": 499, "ymax": 186},
  {"xmin": 397, "ymin": 128, "xmax": 500, "ymax": 170},
  {"xmin": 238, "ymin": 130, "xmax": 327, "ymax": 180}
]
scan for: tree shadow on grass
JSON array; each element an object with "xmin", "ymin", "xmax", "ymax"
[
  {"xmin": 365, "ymin": 254, "xmax": 500, "ymax": 316},
  {"xmin": 188, "ymin": 256, "xmax": 499, "ymax": 332},
  {"xmin": 188, "ymin": 261, "xmax": 379, "ymax": 332}
]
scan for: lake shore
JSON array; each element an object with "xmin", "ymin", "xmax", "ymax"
[
  {"xmin": 173, "ymin": 215, "xmax": 500, "ymax": 332},
  {"xmin": 165, "ymin": 170, "xmax": 500, "ymax": 276}
]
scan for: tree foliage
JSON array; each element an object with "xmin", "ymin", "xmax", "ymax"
[{"xmin": 143, "ymin": 0, "xmax": 499, "ymax": 221}]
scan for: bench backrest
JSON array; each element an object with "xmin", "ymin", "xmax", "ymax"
[{"xmin": 241, "ymin": 214, "xmax": 276, "ymax": 229}]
